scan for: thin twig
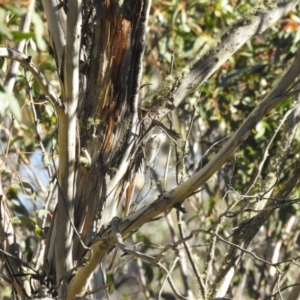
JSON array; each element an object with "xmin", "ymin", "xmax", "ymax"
[
  {"xmin": 277, "ymin": 269, "xmax": 284, "ymax": 300},
  {"xmin": 110, "ymin": 217, "xmax": 188, "ymax": 300},
  {"xmin": 245, "ymin": 106, "xmax": 295, "ymax": 194},
  {"xmin": 204, "ymin": 223, "xmax": 219, "ymax": 300},
  {"xmin": 166, "ymin": 213, "xmax": 191, "ymax": 297},
  {"xmin": 267, "ymin": 283, "xmax": 300, "ymax": 299},
  {"xmin": 0, "ymin": 47, "xmax": 65, "ymax": 112},
  {"xmin": 195, "ymin": 135, "xmax": 230, "ymax": 171},
  {"xmin": 5, "ymin": 0, "xmax": 35, "ymax": 92},
  {"xmin": 1, "ymin": 118, "xmax": 27, "ymax": 194},
  {"xmin": 54, "ymin": 167, "xmax": 91, "ymax": 253},
  {"xmin": 207, "ymin": 230, "xmax": 300, "ymax": 268},
  {"xmin": 25, "ymin": 70, "xmax": 53, "ymax": 179},
  {"xmin": 163, "ymin": 224, "xmax": 300, "ymax": 270},
  {"xmin": 0, "ymin": 248, "xmax": 37, "ymax": 273},
  {"xmin": 83, "ymin": 283, "xmax": 112, "ymax": 297},
  {"xmin": 177, "ymin": 210, "xmax": 205, "ymax": 297},
  {"xmin": 157, "ymin": 249, "xmax": 180, "ymax": 300}
]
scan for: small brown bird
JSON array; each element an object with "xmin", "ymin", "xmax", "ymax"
[{"xmin": 144, "ymin": 132, "xmax": 166, "ymax": 168}]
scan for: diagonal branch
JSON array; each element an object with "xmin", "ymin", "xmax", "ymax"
[
  {"xmin": 110, "ymin": 217, "xmax": 188, "ymax": 300},
  {"xmin": 67, "ymin": 43, "xmax": 300, "ymax": 299},
  {"xmin": 172, "ymin": 0, "xmax": 300, "ymax": 107},
  {"xmin": 143, "ymin": 0, "xmax": 299, "ymax": 122},
  {"xmin": 0, "ymin": 47, "xmax": 65, "ymax": 113}
]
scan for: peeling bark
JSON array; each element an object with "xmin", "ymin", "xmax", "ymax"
[
  {"xmin": 74, "ymin": 0, "xmax": 150, "ymax": 251},
  {"xmin": 2, "ymin": 0, "xmax": 299, "ymax": 298}
]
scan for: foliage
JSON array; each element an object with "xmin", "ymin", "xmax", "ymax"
[{"xmin": 1, "ymin": 0, "xmax": 300, "ymax": 299}]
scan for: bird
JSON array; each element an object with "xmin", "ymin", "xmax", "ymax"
[{"xmin": 144, "ymin": 132, "xmax": 166, "ymax": 169}]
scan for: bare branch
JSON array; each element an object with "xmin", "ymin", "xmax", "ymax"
[
  {"xmin": 110, "ymin": 217, "xmax": 187, "ymax": 300},
  {"xmin": 172, "ymin": 0, "xmax": 300, "ymax": 107},
  {"xmin": 5, "ymin": 0, "xmax": 35, "ymax": 92},
  {"xmin": 0, "ymin": 47, "xmax": 65, "ymax": 113},
  {"xmin": 177, "ymin": 210, "xmax": 205, "ymax": 297},
  {"xmin": 67, "ymin": 44, "xmax": 300, "ymax": 298}
]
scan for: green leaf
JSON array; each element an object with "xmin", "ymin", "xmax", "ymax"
[
  {"xmin": 0, "ymin": 88, "xmax": 21, "ymax": 121},
  {"xmin": 6, "ymin": 187, "xmax": 18, "ymax": 200},
  {"xmin": 11, "ymin": 216, "xmax": 36, "ymax": 227},
  {"xmin": 3, "ymin": 4, "xmax": 27, "ymax": 16},
  {"xmin": 254, "ymin": 122, "xmax": 266, "ymax": 140},
  {"xmin": 40, "ymin": 61, "xmax": 57, "ymax": 72},
  {"xmin": 36, "ymin": 209, "xmax": 50, "ymax": 226},
  {"xmin": 34, "ymin": 226, "xmax": 44, "ymax": 237},
  {"xmin": 20, "ymin": 181, "xmax": 36, "ymax": 200},
  {"xmin": 32, "ymin": 12, "xmax": 46, "ymax": 51},
  {"xmin": 0, "ymin": 22, "xmax": 13, "ymax": 39},
  {"xmin": 11, "ymin": 31, "xmax": 35, "ymax": 41}
]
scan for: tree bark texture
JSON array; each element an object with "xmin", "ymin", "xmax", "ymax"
[
  {"xmin": 1, "ymin": 0, "xmax": 300, "ymax": 299},
  {"xmin": 73, "ymin": 0, "xmax": 150, "ymax": 272}
]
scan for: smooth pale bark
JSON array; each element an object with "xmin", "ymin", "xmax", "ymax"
[
  {"xmin": 67, "ymin": 45, "xmax": 300, "ymax": 299},
  {"xmin": 2, "ymin": 0, "xmax": 299, "ymax": 298},
  {"xmin": 39, "ymin": 0, "xmax": 300, "ymax": 297},
  {"xmin": 54, "ymin": 0, "xmax": 82, "ymax": 297},
  {"xmin": 41, "ymin": 0, "xmax": 66, "ymax": 71},
  {"xmin": 172, "ymin": 0, "xmax": 300, "ymax": 107}
]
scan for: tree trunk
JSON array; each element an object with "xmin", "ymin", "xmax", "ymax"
[
  {"xmin": 1, "ymin": 0, "xmax": 300, "ymax": 299},
  {"xmin": 43, "ymin": 1, "xmax": 151, "ymax": 298}
]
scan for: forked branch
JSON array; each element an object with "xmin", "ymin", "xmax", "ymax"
[
  {"xmin": 0, "ymin": 47, "xmax": 65, "ymax": 113},
  {"xmin": 67, "ymin": 44, "xmax": 300, "ymax": 299}
]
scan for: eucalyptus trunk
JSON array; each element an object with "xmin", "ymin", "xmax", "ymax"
[
  {"xmin": 43, "ymin": 1, "xmax": 151, "ymax": 298},
  {"xmin": 1, "ymin": 1, "xmax": 300, "ymax": 299}
]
